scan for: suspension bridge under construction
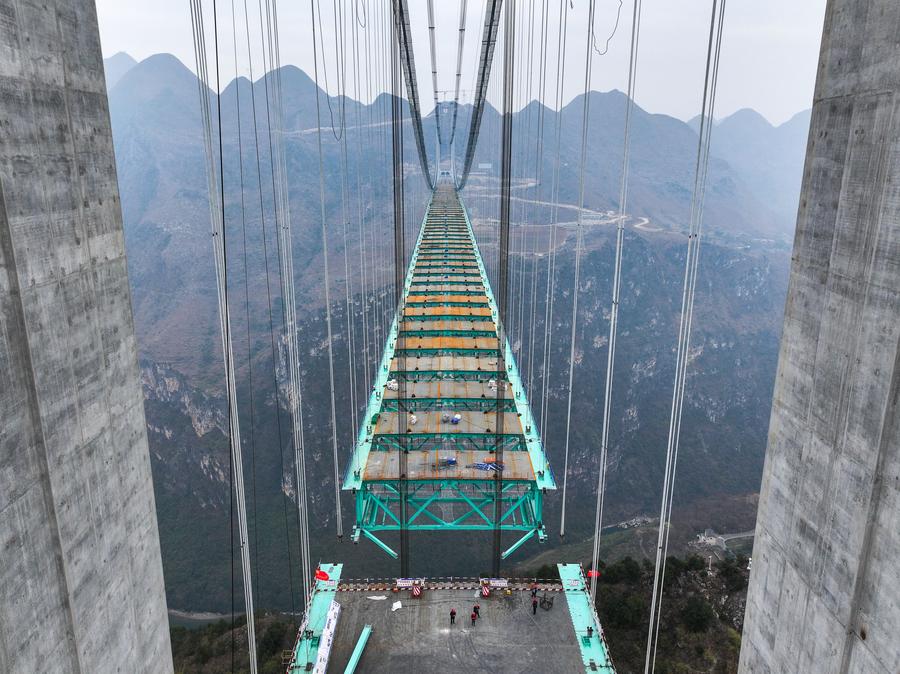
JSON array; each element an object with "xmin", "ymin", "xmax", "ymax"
[
  {"xmin": 288, "ymin": 182, "xmax": 614, "ymax": 673},
  {"xmin": 3, "ymin": 0, "xmax": 900, "ymax": 673},
  {"xmin": 343, "ymin": 183, "xmax": 554, "ymax": 561}
]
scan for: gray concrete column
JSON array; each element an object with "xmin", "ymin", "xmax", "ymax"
[
  {"xmin": 739, "ymin": 1, "xmax": 900, "ymax": 673},
  {"xmin": 0, "ymin": 1, "xmax": 172, "ymax": 672}
]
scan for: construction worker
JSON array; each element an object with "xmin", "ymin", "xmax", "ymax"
[
  {"xmin": 471, "ymin": 611, "xmax": 477, "ymax": 626},
  {"xmin": 450, "ymin": 608, "xmax": 456, "ymax": 625},
  {"xmin": 531, "ymin": 584, "xmax": 538, "ymax": 599},
  {"xmin": 473, "ymin": 603, "xmax": 480, "ymax": 617},
  {"xmin": 587, "ymin": 626, "xmax": 594, "ymax": 638},
  {"xmin": 532, "ymin": 597, "xmax": 538, "ymax": 615}
]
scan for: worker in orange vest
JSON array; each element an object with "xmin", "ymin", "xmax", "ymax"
[
  {"xmin": 450, "ymin": 608, "xmax": 456, "ymax": 625},
  {"xmin": 471, "ymin": 611, "xmax": 477, "ymax": 626}
]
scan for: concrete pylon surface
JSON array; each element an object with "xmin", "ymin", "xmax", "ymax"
[
  {"xmin": 739, "ymin": 1, "xmax": 900, "ymax": 672},
  {"xmin": 0, "ymin": 1, "xmax": 172, "ymax": 672}
]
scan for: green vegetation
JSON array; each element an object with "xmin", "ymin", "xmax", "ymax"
[
  {"xmin": 594, "ymin": 554, "xmax": 748, "ymax": 674},
  {"xmin": 170, "ymin": 613, "xmax": 296, "ymax": 674},
  {"xmin": 681, "ymin": 595, "xmax": 716, "ymax": 632}
]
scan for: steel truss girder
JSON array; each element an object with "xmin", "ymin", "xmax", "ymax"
[
  {"xmin": 412, "ymin": 271, "xmax": 478, "ymax": 277},
  {"xmin": 405, "ymin": 300, "xmax": 490, "ymax": 308},
  {"xmin": 394, "ymin": 347, "xmax": 500, "ymax": 358},
  {"xmin": 370, "ymin": 433, "xmax": 524, "ymax": 453},
  {"xmin": 351, "ymin": 480, "xmax": 546, "ymax": 555},
  {"xmin": 407, "ymin": 288, "xmax": 486, "ymax": 295},
  {"xmin": 379, "ymin": 396, "xmax": 517, "ymax": 412},
  {"xmin": 389, "ymin": 370, "xmax": 505, "ymax": 382},
  {"xmin": 399, "ymin": 329, "xmax": 497, "ymax": 338},
  {"xmin": 401, "ymin": 314, "xmax": 492, "ymax": 322}
]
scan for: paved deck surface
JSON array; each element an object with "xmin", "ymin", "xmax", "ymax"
[
  {"xmin": 362, "ymin": 448, "xmax": 536, "ymax": 481},
  {"xmin": 327, "ymin": 588, "xmax": 585, "ymax": 673}
]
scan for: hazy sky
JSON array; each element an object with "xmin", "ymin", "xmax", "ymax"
[{"xmin": 96, "ymin": 0, "xmax": 826, "ymax": 126}]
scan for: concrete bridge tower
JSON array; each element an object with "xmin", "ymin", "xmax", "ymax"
[
  {"xmin": 740, "ymin": 1, "xmax": 900, "ymax": 672},
  {"xmin": 0, "ymin": 1, "xmax": 172, "ymax": 672}
]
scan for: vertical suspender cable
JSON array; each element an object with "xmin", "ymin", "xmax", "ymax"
[
  {"xmin": 644, "ymin": 2, "xmax": 726, "ymax": 671},
  {"xmin": 229, "ymin": 0, "xmax": 261, "ymax": 611},
  {"xmin": 538, "ymin": 0, "xmax": 569, "ymax": 442},
  {"xmin": 589, "ymin": 0, "xmax": 643, "ymax": 602},
  {"xmin": 526, "ymin": 0, "xmax": 549, "ymax": 402},
  {"xmin": 266, "ymin": 0, "xmax": 313, "ymax": 600},
  {"xmin": 310, "ymin": 0, "xmax": 344, "ymax": 539},
  {"xmin": 559, "ymin": 0, "xmax": 598, "ymax": 539},
  {"xmin": 189, "ymin": 1, "xmax": 258, "ymax": 670},
  {"xmin": 390, "ymin": 0, "xmax": 411, "ymax": 577},
  {"xmin": 492, "ymin": 0, "xmax": 514, "ymax": 578}
]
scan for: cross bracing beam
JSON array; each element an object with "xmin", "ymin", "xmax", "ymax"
[{"xmin": 352, "ymin": 480, "xmax": 545, "ymax": 535}]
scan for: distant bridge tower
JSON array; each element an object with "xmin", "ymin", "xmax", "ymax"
[
  {"xmin": 0, "ymin": 1, "xmax": 172, "ymax": 672},
  {"xmin": 740, "ymin": 1, "xmax": 900, "ymax": 672}
]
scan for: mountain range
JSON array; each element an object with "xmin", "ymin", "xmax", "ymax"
[{"xmin": 105, "ymin": 52, "xmax": 808, "ymax": 612}]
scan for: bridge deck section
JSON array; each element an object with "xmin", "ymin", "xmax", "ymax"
[{"xmin": 342, "ymin": 185, "xmax": 554, "ymax": 559}]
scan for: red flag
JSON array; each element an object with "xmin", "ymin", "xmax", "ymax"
[
  {"xmin": 587, "ymin": 569, "xmax": 601, "ymax": 578},
  {"xmin": 315, "ymin": 569, "xmax": 330, "ymax": 581}
]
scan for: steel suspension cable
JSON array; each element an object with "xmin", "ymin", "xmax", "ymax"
[
  {"xmin": 538, "ymin": 0, "xmax": 569, "ymax": 443},
  {"xmin": 526, "ymin": 0, "xmax": 550, "ymax": 402},
  {"xmin": 389, "ymin": 0, "xmax": 411, "ymax": 576},
  {"xmin": 393, "ymin": 0, "xmax": 435, "ymax": 189},
  {"xmin": 448, "ymin": 0, "xmax": 469, "ymax": 148},
  {"xmin": 189, "ymin": 1, "xmax": 258, "ymax": 669},
  {"xmin": 250, "ymin": 0, "xmax": 310, "ymax": 604},
  {"xmin": 456, "ymin": 0, "xmax": 503, "ymax": 189},
  {"xmin": 426, "ymin": 0, "xmax": 442, "ymax": 148},
  {"xmin": 492, "ymin": 0, "xmax": 515, "ymax": 578},
  {"xmin": 229, "ymin": 0, "xmax": 262, "ymax": 615},
  {"xmin": 589, "ymin": 0, "xmax": 642, "ymax": 602},
  {"xmin": 644, "ymin": 3, "xmax": 727, "ymax": 671},
  {"xmin": 310, "ymin": 0, "xmax": 344, "ymax": 539},
  {"xmin": 265, "ymin": 0, "xmax": 312, "ymax": 601},
  {"xmin": 559, "ymin": 0, "xmax": 599, "ymax": 539}
]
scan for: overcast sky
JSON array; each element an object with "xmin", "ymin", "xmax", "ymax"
[{"xmin": 96, "ymin": 0, "xmax": 826, "ymax": 126}]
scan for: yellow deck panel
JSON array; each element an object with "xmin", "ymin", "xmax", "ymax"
[
  {"xmin": 404, "ymin": 306, "xmax": 493, "ymax": 317},
  {"xmin": 399, "ymin": 335, "xmax": 499, "ymax": 350}
]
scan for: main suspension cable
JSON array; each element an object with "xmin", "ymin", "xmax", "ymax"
[
  {"xmin": 426, "ymin": 0, "xmax": 443, "ymax": 149},
  {"xmin": 448, "ymin": 0, "xmax": 469, "ymax": 148},
  {"xmin": 456, "ymin": 0, "xmax": 503, "ymax": 189},
  {"xmin": 393, "ymin": 0, "xmax": 435, "ymax": 188}
]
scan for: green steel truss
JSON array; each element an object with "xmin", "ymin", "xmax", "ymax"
[{"xmin": 343, "ymin": 184, "xmax": 555, "ymax": 560}]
